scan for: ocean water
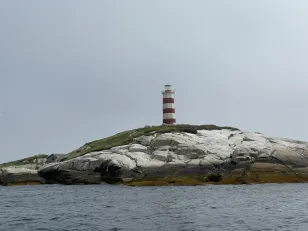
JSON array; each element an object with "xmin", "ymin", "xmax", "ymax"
[{"xmin": 0, "ymin": 183, "xmax": 308, "ymax": 231}]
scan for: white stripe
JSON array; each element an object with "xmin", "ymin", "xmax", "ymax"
[
  {"xmin": 163, "ymin": 113, "xmax": 176, "ymax": 119},
  {"xmin": 162, "ymin": 93, "xmax": 174, "ymax": 98},
  {"xmin": 163, "ymin": 103, "xmax": 174, "ymax": 109}
]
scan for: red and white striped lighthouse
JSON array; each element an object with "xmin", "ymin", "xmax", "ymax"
[{"xmin": 162, "ymin": 84, "xmax": 176, "ymax": 125}]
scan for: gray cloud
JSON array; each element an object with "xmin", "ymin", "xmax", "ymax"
[{"xmin": 1, "ymin": 0, "xmax": 308, "ymax": 163}]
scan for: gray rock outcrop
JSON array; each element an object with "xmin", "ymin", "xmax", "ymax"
[
  {"xmin": 37, "ymin": 129, "xmax": 308, "ymax": 185},
  {"xmin": 0, "ymin": 158, "xmax": 47, "ymax": 185},
  {"xmin": 0, "ymin": 167, "xmax": 46, "ymax": 185}
]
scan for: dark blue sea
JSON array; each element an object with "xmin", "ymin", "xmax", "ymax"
[{"xmin": 0, "ymin": 183, "xmax": 307, "ymax": 231}]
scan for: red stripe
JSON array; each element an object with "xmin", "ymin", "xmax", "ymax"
[
  {"xmin": 163, "ymin": 108, "xmax": 175, "ymax": 113},
  {"xmin": 163, "ymin": 98, "xmax": 174, "ymax": 103},
  {"xmin": 163, "ymin": 119, "xmax": 176, "ymax": 124}
]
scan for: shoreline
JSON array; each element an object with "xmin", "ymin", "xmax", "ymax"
[{"xmin": 3, "ymin": 172, "xmax": 308, "ymax": 187}]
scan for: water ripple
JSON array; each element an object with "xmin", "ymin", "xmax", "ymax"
[{"xmin": 0, "ymin": 184, "xmax": 308, "ymax": 230}]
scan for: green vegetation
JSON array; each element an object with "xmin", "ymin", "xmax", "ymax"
[
  {"xmin": 0, "ymin": 154, "xmax": 48, "ymax": 168},
  {"xmin": 61, "ymin": 124, "xmax": 239, "ymax": 161}
]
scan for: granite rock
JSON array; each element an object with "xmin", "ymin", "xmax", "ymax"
[{"xmin": 37, "ymin": 129, "xmax": 308, "ymax": 185}]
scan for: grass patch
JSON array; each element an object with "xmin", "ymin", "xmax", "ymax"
[
  {"xmin": 61, "ymin": 124, "xmax": 239, "ymax": 161},
  {"xmin": 0, "ymin": 154, "xmax": 48, "ymax": 168}
]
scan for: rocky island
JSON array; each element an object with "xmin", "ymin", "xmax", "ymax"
[{"xmin": 2, "ymin": 124, "xmax": 308, "ymax": 186}]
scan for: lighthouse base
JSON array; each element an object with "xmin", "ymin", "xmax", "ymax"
[{"xmin": 162, "ymin": 119, "xmax": 176, "ymax": 125}]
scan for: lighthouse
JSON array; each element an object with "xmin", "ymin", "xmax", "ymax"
[{"xmin": 162, "ymin": 84, "xmax": 176, "ymax": 125}]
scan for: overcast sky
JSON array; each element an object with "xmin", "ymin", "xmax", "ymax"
[{"xmin": 2, "ymin": 1, "xmax": 308, "ymax": 163}]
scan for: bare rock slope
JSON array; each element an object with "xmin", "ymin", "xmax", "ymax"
[{"xmin": 38, "ymin": 126, "xmax": 308, "ymax": 186}]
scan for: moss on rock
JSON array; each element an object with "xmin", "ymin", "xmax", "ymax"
[{"xmin": 0, "ymin": 154, "xmax": 48, "ymax": 168}]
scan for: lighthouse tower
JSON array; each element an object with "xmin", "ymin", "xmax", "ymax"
[{"xmin": 162, "ymin": 84, "xmax": 176, "ymax": 125}]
